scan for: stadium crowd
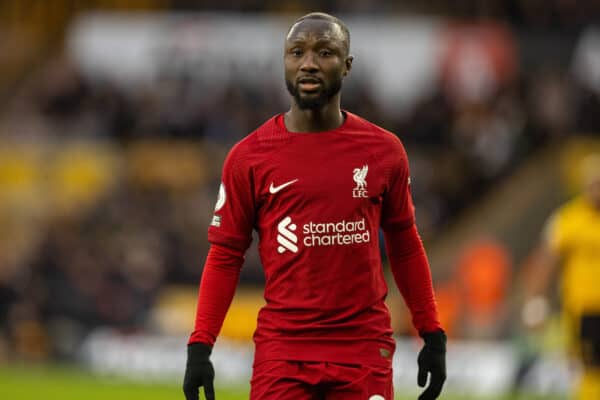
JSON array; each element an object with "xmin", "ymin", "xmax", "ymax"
[{"xmin": 1, "ymin": 4, "xmax": 600, "ymax": 363}]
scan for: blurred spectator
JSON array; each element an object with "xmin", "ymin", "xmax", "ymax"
[
  {"xmin": 454, "ymin": 239, "xmax": 512, "ymax": 339},
  {"xmin": 571, "ymin": 27, "xmax": 600, "ymax": 134}
]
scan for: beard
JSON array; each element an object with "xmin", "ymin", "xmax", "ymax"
[{"xmin": 285, "ymin": 76, "xmax": 343, "ymax": 110}]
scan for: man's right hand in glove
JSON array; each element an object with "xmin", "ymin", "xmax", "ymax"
[{"xmin": 183, "ymin": 343, "xmax": 215, "ymax": 400}]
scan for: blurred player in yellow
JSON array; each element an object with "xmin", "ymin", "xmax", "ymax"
[{"xmin": 525, "ymin": 153, "xmax": 600, "ymax": 399}]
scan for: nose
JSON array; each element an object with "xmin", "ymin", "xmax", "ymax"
[{"xmin": 300, "ymin": 52, "xmax": 319, "ymax": 73}]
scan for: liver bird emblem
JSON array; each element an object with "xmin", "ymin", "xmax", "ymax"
[{"xmin": 353, "ymin": 165, "xmax": 368, "ymax": 190}]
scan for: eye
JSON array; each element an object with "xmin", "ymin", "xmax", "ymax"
[
  {"xmin": 290, "ymin": 48, "xmax": 303, "ymax": 57},
  {"xmin": 319, "ymin": 49, "xmax": 333, "ymax": 57}
]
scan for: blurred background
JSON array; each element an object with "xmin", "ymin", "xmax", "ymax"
[{"xmin": 1, "ymin": 1, "xmax": 600, "ymax": 399}]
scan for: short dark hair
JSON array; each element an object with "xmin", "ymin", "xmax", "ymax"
[{"xmin": 288, "ymin": 12, "xmax": 350, "ymax": 55}]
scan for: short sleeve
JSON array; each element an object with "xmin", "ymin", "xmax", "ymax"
[
  {"xmin": 381, "ymin": 138, "xmax": 415, "ymax": 231},
  {"xmin": 207, "ymin": 143, "xmax": 255, "ymax": 252},
  {"xmin": 544, "ymin": 208, "xmax": 568, "ymax": 255}
]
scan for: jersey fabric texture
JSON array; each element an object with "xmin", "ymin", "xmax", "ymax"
[
  {"xmin": 546, "ymin": 195, "xmax": 600, "ymax": 400},
  {"xmin": 249, "ymin": 360, "xmax": 392, "ymax": 400},
  {"xmin": 193, "ymin": 111, "xmax": 440, "ymax": 368},
  {"xmin": 546, "ymin": 196, "xmax": 600, "ymax": 315}
]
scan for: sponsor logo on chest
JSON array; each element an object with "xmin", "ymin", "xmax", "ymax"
[{"xmin": 276, "ymin": 216, "xmax": 370, "ymax": 254}]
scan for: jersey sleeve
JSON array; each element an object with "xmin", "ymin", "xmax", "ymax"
[
  {"xmin": 188, "ymin": 244, "xmax": 244, "ymax": 346},
  {"xmin": 207, "ymin": 143, "xmax": 255, "ymax": 253},
  {"xmin": 384, "ymin": 224, "xmax": 441, "ymax": 334},
  {"xmin": 381, "ymin": 137, "xmax": 415, "ymax": 231},
  {"xmin": 543, "ymin": 207, "xmax": 569, "ymax": 255}
]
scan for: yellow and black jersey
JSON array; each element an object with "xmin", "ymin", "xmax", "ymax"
[{"xmin": 546, "ymin": 196, "xmax": 600, "ymax": 315}]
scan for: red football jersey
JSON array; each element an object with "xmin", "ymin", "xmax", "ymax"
[{"xmin": 208, "ymin": 111, "xmax": 415, "ymax": 366}]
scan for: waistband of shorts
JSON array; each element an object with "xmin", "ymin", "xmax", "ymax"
[{"xmin": 253, "ymin": 337, "xmax": 396, "ymax": 368}]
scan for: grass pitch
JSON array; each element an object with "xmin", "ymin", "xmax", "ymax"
[
  {"xmin": 0, "ymin": 364, "xmax": 241, "ymax": 400},
  {"xmin": 0, "ymin": 364, "xmax": 564, "ymax": 400}
]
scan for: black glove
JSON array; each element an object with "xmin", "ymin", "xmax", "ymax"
[
  {"xmin": 417, "ymin": 330, "xmax": 447, "ymax": 400},
  {"xmin": 183, "ymin": 343, "xmax": 215, "ymax": 400}
]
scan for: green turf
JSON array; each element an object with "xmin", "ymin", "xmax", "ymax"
[
  {"xmin": 0, "ymin": 364, "xmax": 245, "ymax": 400},
  {"xmin": 0, "ymin": 364, "xmax": 565, "ymax": 400}
]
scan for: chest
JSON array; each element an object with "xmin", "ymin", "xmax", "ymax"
[
  {"xmin": 254, "ymin": 140, "xmax": 388, "ymax": 214},
  {"xmin": 565, "ymin": 210, "xmax": 600, "ymax": 257}
]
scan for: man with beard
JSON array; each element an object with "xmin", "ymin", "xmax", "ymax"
[{"xmin": 183, "ymin": 12, "xmax": 446, "ymax": 400}]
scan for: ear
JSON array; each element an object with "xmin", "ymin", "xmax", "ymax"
[{"xmin": 344, "ymin": 55, "xmax": 354, "ymax": 77}]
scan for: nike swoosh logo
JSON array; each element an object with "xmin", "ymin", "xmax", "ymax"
[{"xmin": 269, "ymin": 179, "xmax": 299, "ymax": 194}]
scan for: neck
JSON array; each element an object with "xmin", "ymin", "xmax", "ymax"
[{"xmin": 285, "ymin": 98, "xmax": 344, "ymax": 133}]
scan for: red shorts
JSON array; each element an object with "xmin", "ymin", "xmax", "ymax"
[{"xmin": 250, "ymin": 360, "xmax": 393, "ymax": 400}]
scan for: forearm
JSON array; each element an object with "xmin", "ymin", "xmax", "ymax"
[
  {"xmin": 384, "ymin": 224, "xmax": 441, "ymax": 334},
  {"xmin": 529, "ymin": 243, "xmax": 559, "ymax": 297},
  {"xmin": 188, "ymin": 244, "xmax": 244, "ymax": 346},
  {"xmin": 520, "ymin": 242, "xmax": 559, "ymax": 328}
]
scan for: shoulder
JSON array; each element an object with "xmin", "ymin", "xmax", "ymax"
[
  {"xmin": 226, "ymin": 114, "xmax": 286, "ymax": 164},
  {"xmin": 556, "ymin": 196, "xmax": 586, "ymax": 219},
  {"xmin": 346, "ymin": 112, "xmax": 399, "ymax": 140},
  {"xmin": 346, "ymin": 112, "xmax": 406, "ymax": 153},
  {"xmin": 346, "ymin": 112, "xmax": 409, "ymax": 171},
  {"xmin": 544, "ymin": 196, "xmax": 583, "ymax": 240}
]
